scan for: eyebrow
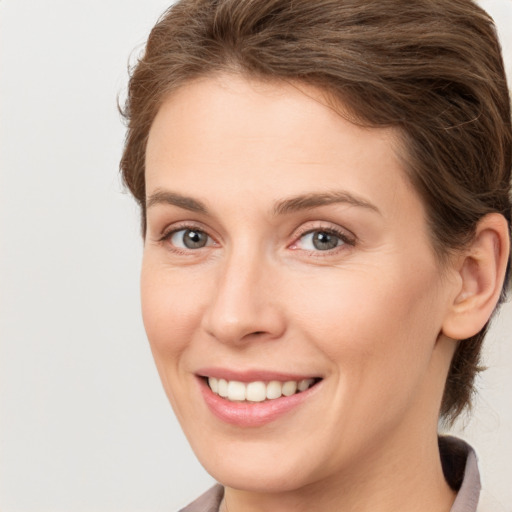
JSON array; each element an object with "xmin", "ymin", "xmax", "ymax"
[
  {"xmin": 146, "ymin": 189, "xmax": 380, "ymax": 216},
  {"xmin": 146, "ymin": 190, "xmax": 208, "ymax": 214},
  {"xmin": 273, "ymin": 191, "xmax": 380, "ymax": 216}
]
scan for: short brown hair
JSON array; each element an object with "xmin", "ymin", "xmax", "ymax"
[{"xmin": 120, "ymin": 0, "xmax": 512, "ymax": 422}]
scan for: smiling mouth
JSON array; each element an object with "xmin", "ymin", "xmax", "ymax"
[{"xmin": 206, "ymin": 377, "xmax": 322, "ymax": 403}]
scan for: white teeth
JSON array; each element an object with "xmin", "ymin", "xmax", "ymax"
[
  {"xmin": 208, "ymin": 377, "xmax": 219, "ymax": 393},
  {"xmin": 227, "ymin": 380, "xmax": 246, "ymax": 401},
  {"xmin": 282, "ymin": 381, "xmax": 297, "ymax": 396},
  {"xmin": 266, "ymin": 380, "xmax": 282, "ymax": 400},
  {"xmin": 246, "ymin": 381, "xmax": 267, "ymax": 402},
  {"xmin": 218, "ymin": 378, "xmax": 228, "ymax": 398},
  {"xmin": 298, "ymin": 378, "xmax": 315, "ymax": 392},
  {"xmin": 207, "ymin": 377, "xmax": 317, "ymax": 402}
]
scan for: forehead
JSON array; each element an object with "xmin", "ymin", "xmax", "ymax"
[{"xmin": 145, "ymin": 73, "xmax": 420, "ymax": 221}]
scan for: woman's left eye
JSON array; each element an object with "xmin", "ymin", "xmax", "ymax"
[{"xmin": 294, "ymin": 230, "xmax": 347, "ymax": 251}]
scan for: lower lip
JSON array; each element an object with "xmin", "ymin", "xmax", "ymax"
[{"xmin": 198, "ymin": 378, "xmax": 321, "ymax": 427}]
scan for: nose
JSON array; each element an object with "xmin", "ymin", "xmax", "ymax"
[{"xmin": 201, "ymin": 249, "xmax": 286, "ymax": 345}]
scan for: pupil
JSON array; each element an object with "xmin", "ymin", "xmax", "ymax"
[
  {"xmin": 184, "ymin": 230, "xmax": 207, "ymax": 249},
  {"xmin": 313, "ymin": 231, "xmax": 338, "ymax": 250}
]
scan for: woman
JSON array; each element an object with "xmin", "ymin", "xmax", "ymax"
[{"xmin": 120, "ymin": 0, "xmax": 511, "ymax": 510}]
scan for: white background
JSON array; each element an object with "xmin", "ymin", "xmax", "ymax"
[{"xmin": 0, "ymin": 1, "xmax": 511, "ymax": 510}]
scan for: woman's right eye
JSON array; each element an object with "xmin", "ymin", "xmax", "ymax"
[{"xmin": 167, "ymin": 228, "xmax": 213, "ymax": 250}]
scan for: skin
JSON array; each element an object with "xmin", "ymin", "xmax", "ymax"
[{"xmin": 141, "ymin": 73, "xmax": 507, "ymax": 512}]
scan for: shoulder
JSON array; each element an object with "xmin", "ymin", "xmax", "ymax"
[{"xmin": 178, "ymin": 484, "xmax": 224, "ymax": 512}]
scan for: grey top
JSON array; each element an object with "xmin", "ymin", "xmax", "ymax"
[{"xmin": 179, "ymin": 436, "xmax": 481, "ymax": 512}]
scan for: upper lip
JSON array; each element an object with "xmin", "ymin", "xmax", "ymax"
[{"xmin": 196, "ymin": 367, "xmax": 322, "ymax": 382}]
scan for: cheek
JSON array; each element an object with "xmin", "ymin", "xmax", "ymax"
[
  {"xmin": 140, "ymin": 259, "xmax": 207, "ymax": 358},
  {"xmin": 288, "ymin": 266, "xmax": 445, "ymax": 444},
  {"xmin": 290, "ymin": 261, "xmax": 444, "ymax": 385},
  {"xmin": 140, "ymin": 259, "xmax": 213, "ymax": 419}
]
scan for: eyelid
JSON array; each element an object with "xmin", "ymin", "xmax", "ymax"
[
  {"xmin": 152, "ymin": 220, "xmax": 355, "ymax": 254},
  {"xmin": 292, "ymin": 222, "xmax": 356, "ymax": 243},
  {"xmin": 289, "ymin": 222, "xmax": 356, "ymax": 252},
  {"xmin": 158, "ymin": 220, "xmax": 213, "ymax": 240},
  {"xmin": 156, "ymin": 221, "xmax": 219, "ymax": 252}
]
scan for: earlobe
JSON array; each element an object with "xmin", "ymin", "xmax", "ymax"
[{"xmin": 442, "ymin": 213, "xmax": 510, "ymax": 340}]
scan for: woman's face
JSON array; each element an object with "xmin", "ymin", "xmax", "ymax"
[{"xmin": 142, "ymin": 74, "xmax": 457, "ymax": 492}]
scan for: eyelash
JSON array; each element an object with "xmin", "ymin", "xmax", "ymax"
[
  {"xmin": 157, "ymin": 222, "xmax": 356, "ymax": 256},
  {"xmin": 158, "ymin": 222, "xmax": 217, "ymax": 255},
  {"xmin": 290, "ymin": 225, "xmax": 356, "ymax": 256}
]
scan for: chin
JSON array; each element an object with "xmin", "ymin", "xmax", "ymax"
[
  {"xmin": 205, "ymin": 458, "xmax": 314, "ymax": 493},
  {"xmin": 188, "ymin": 433, "xmax": 327, "ymax": 493}
]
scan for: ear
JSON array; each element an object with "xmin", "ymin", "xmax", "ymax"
[{"xmin": 442, "ymin": 213, "xmax": 510, "ymax": 340}]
